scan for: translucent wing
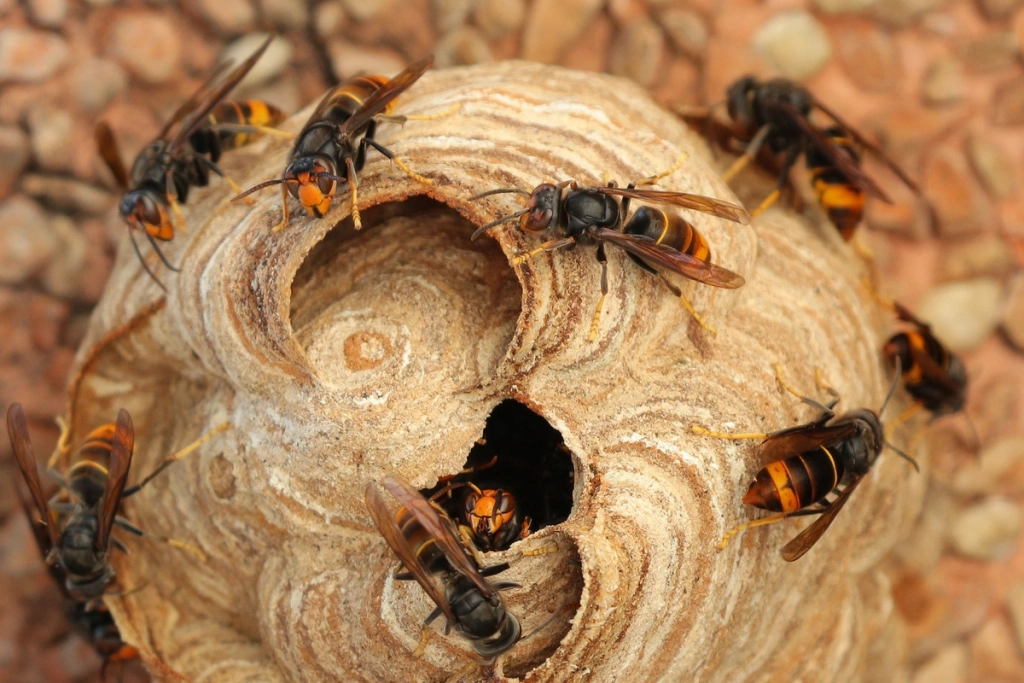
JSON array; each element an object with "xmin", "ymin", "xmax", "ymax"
[
  {"xmin": 891, "ymin": 303, "xmax": 963, "ymax": 395},
  {"xmin": 780, "ymin": 474, "xmax": 865, "ymax": 561},
  {"xmin": 596, "ymin": 186, "xmax": 751, "ymax": 225},
  {"xmin": 95, "ymin": 409, "xmax": 134, "ymax": 553},
  {"xmin": 778, "ymin": 101, "xmax": 891, "ymax": 203},
  {"xmin": 335, "ymin": 56, "xmax": 434, "ymax": 141},
  {"xmin": 905, "ymin": 336, "xmax": 963, "ymax": 395},
  {"xmin": 381, "ymin": 476, "xmax": 495, "ymax": 599},
  {"xmin": 365, "ymin": 481, "xmax": 458, "ymax": 625},
  {"xmin": 756, "ymin": 421, "xmax": 858, "ymax": 466},
  {"xmin": 7, "ymin": 403, "xmax": 57, "ymax": 548},
  {"xmin": 94, "ymin": 123, "xmax": 130, "ymax": 190},
  {"xmin": 166, "ymin": 36, "xmax": 274, "ymax": 155},
  {"xmin": 156, "ymin": 62, "xmax": 231, "ymax": 141},
  {"xmin": 594, "ymin": 229, "xmax": 745, "ymax": 289},
  {"xmin": 812, "ymin": 99, "xmax": 923, "ymax": 195}
]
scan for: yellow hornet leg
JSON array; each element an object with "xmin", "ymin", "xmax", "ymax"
[
  {"xmin": 721, "ymin": 155, "xmax": 752, "ymax": 183},
  {"xmin": 521, "ymin": 541, "xmax": 559, "ymax": 557},
  {"xmin": 127, "ymin": 422, "xmax": 230, "ymax": 494},
  {"xmin": 511, "ymin": 237, "xmax": 575, "ymax": 266},
  {"xmin": 271, "ymin": 184, "xmax": 291, "ymax": 232},
  {"xmin": 679, "ymin": 292, "xmax": 716, "ymax": 335},
  {"xmin": 908, "ymin": 422, "xmax": 927, "ymax": 461},
  {"xmin": 211, "ymin": 123, "xmax": 297, "ymax": 140},
  {"xmin": 690, "ymin": 425, "xmax": 768, "ymax": 440},
  {"xmin": 167, "ymin": 195, "xmax": 187, "ymax": 234},
  {"xmin": 162, "ymin": 537, "xmax": 208, "ymax": 562},
  {"xmin": 719, "ymin": 513, "xmax": 790, "ymax": 550},
  {"xmin": 47, "ymin": 415, "xmax": 72, "ymax": 471},
  {"xmin": 751, "ymin": 190, "xmax": 781, "ymax": 218},
  {"xmin": 346, "ymin": 157, "xmax": 363, "ymax": 231},
  {"xmin": 774, "ymin": 364, "xmax": 809, "ymax": 401},
  {"xmin": 391, "ymin": 156, "xmax": 433, "ymax": 186},
  {"xmin": 722, "ymin": 124, "xmax": 771, "ymax": 183},
  {"xmin": 221, "ymin": 173, "xmax": 253, "ymax": 205},
  {"xmin": 588, "ymin": 253, "xmax": 610, "ymax": 343},
  {"xmin": 867, "ymin": 279, "xmax": 897, "ymax": 311},
  {"xmin": 636, "ymin": 153, "xmax": 689, "ymax": 187},
  {"xmin": 654, "ymin": 272, "xmax": 716, "ymax": 334},
  {"xmin": 587, "ymin": 294, "xmax": 605, "ymax": 343},
  {"xmin": 852, "ymin": 233, "xmax": 875, "ymax": 261},
  {"xmin": 814, "ymin": 368, "xmax": 839, "ymax": 399},
  {"xmin": 249, "ymin": 126, "xmax": 296, "ymax": 139},
  {"xmin": 119, "ymin": 518, "xmax": 209, "ymax": 562},
  {"xmin": 885, "ymin": 401, "xmax": 923, "ymax": 441},
  {"xmin": 377, "ymin": 103, "xmax": 462, "ymax": 125},
  {"xmin": 457, "ymin": 525, "xmax": 486, "ymax": 566},
  {"xmin": 413, "ymin": 628, "xmax": 431, "ymax": 658}
]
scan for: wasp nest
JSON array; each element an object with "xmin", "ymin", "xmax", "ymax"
[{"xmin": 69, "ymin": 62, "xmax": 924, "ymax": 682}]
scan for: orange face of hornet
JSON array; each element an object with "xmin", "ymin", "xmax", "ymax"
[
  {"xmin": 463, "ymin": 486, "xmax": 526, "ymax": 552},
  {"xmin": 285, "ymin": 156, "xmax": 339, "ymax": 218},
  {"xmin": 120, "ymin": 191, "xmax": 174, "ymax": 240}
]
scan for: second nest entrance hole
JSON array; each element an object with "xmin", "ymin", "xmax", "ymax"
[{"xmin": 423, "ymin": 399, "xmax": 575, "ymax": 551}]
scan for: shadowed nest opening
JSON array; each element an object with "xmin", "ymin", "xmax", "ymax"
[{"xmin": 423, "ymin": 399, "xmax": 576, "ymax": 542}]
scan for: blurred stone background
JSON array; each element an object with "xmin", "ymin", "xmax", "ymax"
[{"xmin": 0, "ymin": 0, "xmax": 1022, "ymax": 681}]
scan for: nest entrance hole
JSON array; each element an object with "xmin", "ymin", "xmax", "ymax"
[{"xmin": 423, "ymin": 399, "xmax": 576, "ymax": 543}]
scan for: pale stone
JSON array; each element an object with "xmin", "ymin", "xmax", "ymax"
[
  {"xmin": 40, "ymin": 216, "xmax": 87, "ymax": 299},
  {"xmin": 0, "ymin": 28, "xmax": 69, "ymax": 82},
  {"xmin": 220, "ymin": 34, "xmax": 292, "ymax": 91},
  {"xmin": 522, "ymin": 0, "xmax": 605, "ymax": 64},
  {"xmin": 951, "ymin": 436, "xmax": 1024, "ymax": 497},
  {"xmin": 473, "ymin": 0, "xmax": 525, "ymax": 40},
  {"xmin": 74, "ymin": 58, "xmax": 129, "ymax": 113},
  {"xmin": 20, "ymin": 175, "xmax": 116, "ymax": 216},
  {"xmin": 432, "ymin": 0, "xmax": 472, "ymax": 33},
  {"xmin": 752, "ymin": 11, "xmax": 833, "ymax": 80},
  {"xmin": 257, "ymin": 0, "xmax": 308, "ymax": 30},
  {"xmin": 814, "ymin": 0, "xmax": 879, "ymax": 11},
  {"xmin": 435, "ymin": 26, "xmax": 493, "ymax": 67},
  {"xmin": 108, "ymin": 12, "xmax": 182, "ymax": 84},
  {"xmin": 1005, "ymin": 582, "xmax": 1024, "ymax": 655},
  {"xmin": 0, "ymin": 126, "xmax": 30, "ymax": 201},
  {"xmin": 922, "ymin": 57, "xmax": 966, "ymax": 105},
  {"xmin": 939, "ymin": 235, "xmax": 1016, "ymax": 281},
  {"xmin": 610, "ymin": 17, "xmax": 665, "ymax": 88},
  {"xmin": 326, "ymin": 41, "xmax": 405, "ymax": 82},
  {"xmin": 341, "ymin": 0, "xmax": 394, "ymax": 22},
  {"xmin": 658, "ymin": 8, "xmax": 708, "ymax": 57},
  {"xmin": 26, "ymin": 0, "xmax": 67, "ymax": 28},
  {"xmin": 0, "ymin": 198, "xmax": 58, "ymax": 285},
  {"xmin": 1003, "ymin": 274, "xmax": 1024, "ymax": 351},
  {"xmin": 26, "ymin": 104, "xmax": 74, "ymax": 173},
  {"xmin": 313, "ymin": 1, "xmax": 345, "ymax": 39},
  {"xmin": 948, "ymin": 496, "xmax": 1021, "ymax": 560},
  {"xmin": 968, "ymin": 129, "xmax": 1017, "ymax": 198},
  {"xmin": 910, "ymin": 642, "xmax": 967, "ymax": 683},
  {"xmin": 194, "ymin": 0, "xmax": 255, "ymax": 35},
  {"xmin": 916, "ymin": 278, "xmax": 1004, "ymax": 352}
]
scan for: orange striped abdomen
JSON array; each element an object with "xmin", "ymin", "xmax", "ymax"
[
  {"xmin": 883, "ymin": 330, "xmax": 966, "ymax": 413},
  {"xmin": 206, "ymin": 100, "xmax": 287, "ymax": 150},
  {"xmin": 321, "ymin": 74, "xmax": 394, "ymax": 124},
  {"xmin": 806, "ymin": 127, "xmax": 865, "ymax": 241},
  {"xmin": 742, "ymin": 448, "xmax": 842, "ymax": 513},
  {"xmin": 395, "ymin": 503, "xmax": 455, "ymax": 574},
  {"xmin": 66, "ymin": 424, "xmax": 116, "ymax": 508},
  {"xmin": 624, "ymin": 206, "xmax": 711, "ymax": 260}
]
